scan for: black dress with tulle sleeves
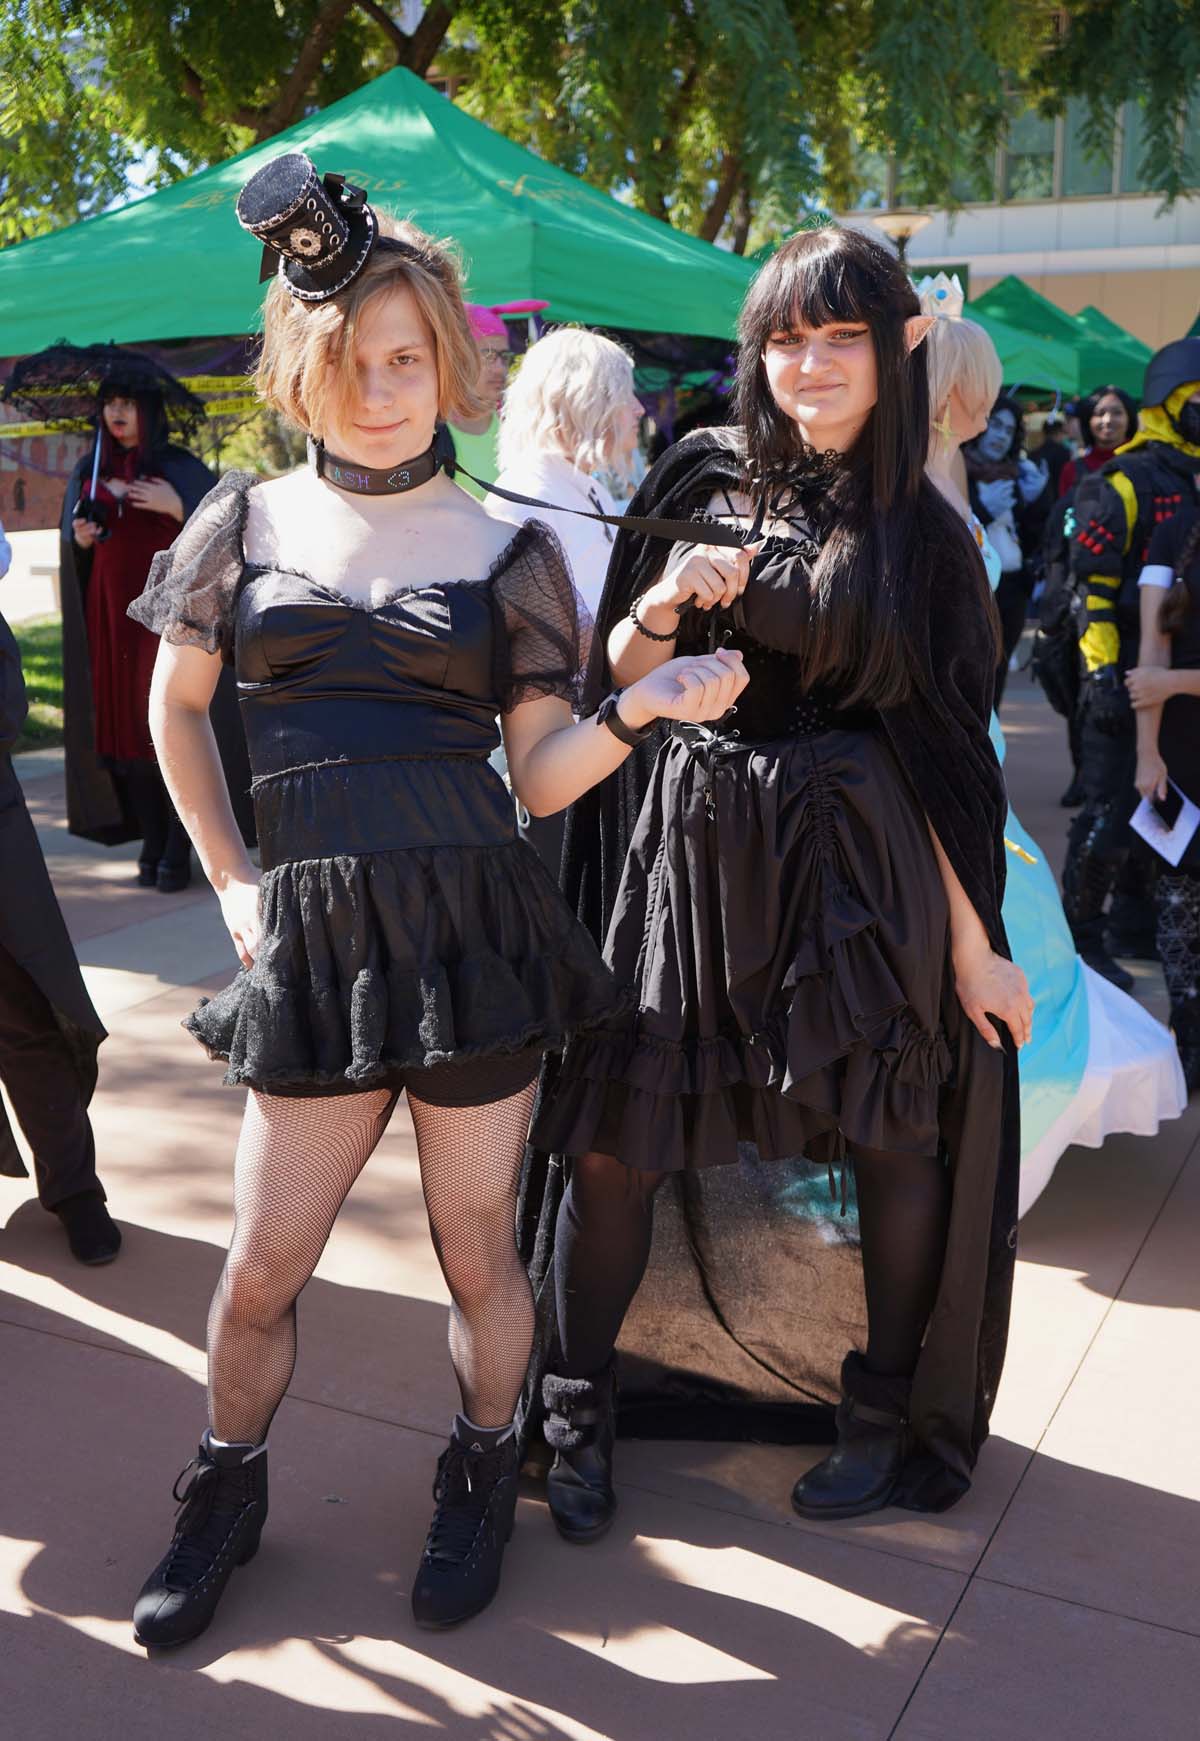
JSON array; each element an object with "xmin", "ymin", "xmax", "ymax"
[{"xmin": 129, "ymin": 471, "xmax": 625, "ymax": 1094}]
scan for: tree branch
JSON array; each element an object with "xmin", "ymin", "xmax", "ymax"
[
  {"xmin": 255, "ymin": 0, "xmax": 356, "ymax": 141},
  {"xmin": 355, "ymin": 0, "xmax": 454, "ymax": 72},
  {"xmin": 403, "ymin": 3, "xmax": 458, "ymax": 74},
  {"xmin": 356, "ymin": 0, "xmax": 406, "ymax": 53}
]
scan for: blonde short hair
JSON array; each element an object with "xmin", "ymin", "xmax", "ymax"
[
  {"xmin": 925, "ymin": 316, "xmax": 1004, "ymax": 430},
  {"xmin": 254, "ymin": 214, "xmax": 487, "ymax": 437},
  {"xmin": 497, "ymin": 327, "xmax": 635, "ymax": 475}
]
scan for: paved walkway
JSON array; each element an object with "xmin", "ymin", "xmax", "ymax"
[{"xmin": 3, "ymin": 667, "xmax": 1197, "ymax": 1740}]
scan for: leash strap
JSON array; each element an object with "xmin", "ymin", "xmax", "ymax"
[{"xmin": 451, "ymin": 461, "xmax": 753, "ymax": 551}]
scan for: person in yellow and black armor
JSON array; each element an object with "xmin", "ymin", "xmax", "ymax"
[{"xmin": 1063, "ymin": 338, "xmax": 1200, "ymax": 990}]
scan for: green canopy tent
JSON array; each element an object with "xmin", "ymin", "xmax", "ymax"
[
  {"xmin": 971, "ymin": 276, "xmax": 1150, "ymax": 397},
  {"xmin": 960, "ymin": 304, "xmax": 1083, "ymax": 397},
  {"xmin": 0, "ymin": 68, "xmax": 756, "ymax": 355}
]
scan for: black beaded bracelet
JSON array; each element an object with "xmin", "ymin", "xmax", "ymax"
[{"xmin": 629, "ymin": 595, "xmax": 678, "ymax": 643}]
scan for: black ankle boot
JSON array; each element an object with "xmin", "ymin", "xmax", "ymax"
[
  {"xmin": 133, "ymin": 1433, "xmax": 268, "ymax": 1648},
  {"xmin": 52, "ymin": 1190, "xmax": 121, "ymax": 1265},
  {"xmin": 543, "ymin": 1364, "xmax": 617, "ymax": 1544},
  {"xmin": 791, "ymin": 1353, "xmax": 909, "ymax": 1521},
  {"xmin": 411, "ymin": 1428, "xmax": 519, "ymax": 1629}
]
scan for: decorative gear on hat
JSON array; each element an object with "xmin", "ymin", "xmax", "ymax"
[{"xmin": 236, "ymin": 151, "xmax": 381, "ymax": 302}]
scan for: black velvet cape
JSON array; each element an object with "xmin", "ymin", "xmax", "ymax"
[
  {"xmin": 519, "ymin": 428, "xmax": 1021, "ymax": 1512},
  {"xmin": 58, "ymin": 445, "xmax": 254, "ymax": 846}
]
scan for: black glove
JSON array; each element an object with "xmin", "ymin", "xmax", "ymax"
[{"xmin": 1084, "ymin": 665, "xmax": 1132, "ymax": 735}]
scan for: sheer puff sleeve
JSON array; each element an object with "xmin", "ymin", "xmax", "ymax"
[
  {"xmin": 127, "ymin": 470, "xmax": 255, "ymax": 665},
  {"xmin": 492, "ymin": 519, "xmax": 594, "ymax": 712}
]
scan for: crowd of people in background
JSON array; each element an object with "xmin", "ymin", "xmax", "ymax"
[{"xmin": 1, "ymin": 159, "xmax": 1198, "ymax": 1649}]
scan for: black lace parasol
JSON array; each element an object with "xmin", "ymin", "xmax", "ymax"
[{"xmin": 2, "ymin": 341, "xmax": 207, "ymax": 437}]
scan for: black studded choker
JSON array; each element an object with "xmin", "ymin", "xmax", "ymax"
[{"xmin": 307, "ymin": 435, "xmax": 444, "ymax": 494}]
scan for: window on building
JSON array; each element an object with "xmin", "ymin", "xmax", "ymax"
[
  {"xmin": 1062, "ymin": 99, "xmax": 1115, "ymax": 196},
  {"xmin": 1005, "ymin": 108, "xmax": 1056, "ymax": 200},
  {"xmin": 1183, "ymin": 93, "xmax": 1200, "ymax": 187},
  {"xmin": 1120, "ymin": 102, "xmax": 1151, "ymax": 193}
]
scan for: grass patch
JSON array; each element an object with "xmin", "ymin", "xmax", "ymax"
[{"xmin": 12, "ymin": 615, "xmax": 64, "ymax": 753}]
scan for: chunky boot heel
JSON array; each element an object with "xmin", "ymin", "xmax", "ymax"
[
  {"xmin": 411, "ymin": 1431, "xmax": 520, "ymax": 1629},
  {"xmin": 791, "ymin": 1353, "xmax": 909, "ymax": 1522},
  {"xmin": 543, "ymin": 1364, "xmax": 617, "ymax": 1544},
  {"xmin": 133, "ymin": 1432, "xmax": 268, "ymax": 1649}
]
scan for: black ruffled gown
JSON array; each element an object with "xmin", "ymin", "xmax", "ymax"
[
  {"xmin": 534, "ymin": 532, "xmax": 954, "ymax": 1172},
  {"xmin": 129, "ymin": 472, "xmax": 625, "ymax": 1093}
]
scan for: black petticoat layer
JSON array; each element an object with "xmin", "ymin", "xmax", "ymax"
[
  {"xmin": 532, "ymin": 877, "xmax": 954, "ymax": 1170},
  {"xmin": 186, "ymin": 840, "xmax": 629, "ymax": 1093}
]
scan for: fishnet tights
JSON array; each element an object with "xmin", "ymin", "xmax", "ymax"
[{"xmin": 207, "ymin": 1081, "xmax": 537, "ymax": 1443}]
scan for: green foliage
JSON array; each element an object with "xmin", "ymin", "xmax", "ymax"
[
  {"xmin": 1035, "ymin": 0, "xmax": 1200, "ymax": 202},
  {"xmin": 1, "ymin": 0, "xmax": 1197, "ymax": 257},
  {"xmin": 12, "ymin": 615, "xmax": 63, "ymax": 752}
]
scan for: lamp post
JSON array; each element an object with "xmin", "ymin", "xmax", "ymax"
[{"xmin": 867, "ymin": 209, "xmax": 934, "ymax": 268}]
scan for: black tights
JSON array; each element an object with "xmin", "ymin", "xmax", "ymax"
[
  {"xmin": 554, "ymin": 1145, "xmax": 950, "ymax": 1382},
  {"xmin": 119, "ymin": 760, "xmax": 190, "ymax": 874}
]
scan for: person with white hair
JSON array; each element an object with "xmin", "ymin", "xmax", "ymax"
[
  {"xmin": 486, "ymin": 328, "xmax": 643, "ymax": 615},
  {"xmin": 920, "ymin": 273, "xmax": 1185, "ymax": 1216}
]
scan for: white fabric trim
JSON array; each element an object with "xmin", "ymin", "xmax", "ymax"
[
  {"xmin": 1139, "ymin": 563, "xmax": 1175, "ymax": 590},
  {"xmin": 1019, "ymin": 965, "xmax": 1186, "ymax": 1218}
]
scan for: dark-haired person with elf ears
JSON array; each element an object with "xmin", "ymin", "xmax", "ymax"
[
  {"xmin": 126, "ymin": 153, "xmax": 746, "ymax": 1647},
  {"xmin": 528, "ymin": 225, "xmax": 1032, "ymax": 1542}
]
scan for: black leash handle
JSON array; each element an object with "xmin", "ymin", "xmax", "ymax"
[{"xmin": 451, "ymin": 462, "xmax": 752, "ymax": 550}]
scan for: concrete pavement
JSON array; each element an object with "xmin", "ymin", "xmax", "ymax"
[{"xmin": 2, "ymin": 666, "xmax": 1197, "ymax": 1740}]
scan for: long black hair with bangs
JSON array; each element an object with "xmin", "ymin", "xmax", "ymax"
[{"xmin": 733, "ymin": 224, "xmax": 985, "ymax": 709}]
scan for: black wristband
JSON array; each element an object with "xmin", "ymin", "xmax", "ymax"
[
  {"xmin": 597, "ymin": 691, "xmax": 658, "ymax": 746},
  {"xmin": 629, "ymin": 595, "xmax": 679, "ymax": 642}
]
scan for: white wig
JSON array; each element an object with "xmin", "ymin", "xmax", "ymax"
[
  {"xmin": 498, "ymin": 327, "xmax": 635, "ymax": 475},
  {"xmin": 925, "ymin": 316, "xmax": 1004, "ymax": 428}
]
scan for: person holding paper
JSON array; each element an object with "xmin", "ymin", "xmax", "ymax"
[{"xmin": 1128, "ymin": 502, "xmax": 1200, "ymax": 1091}]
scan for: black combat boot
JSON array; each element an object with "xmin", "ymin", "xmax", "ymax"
[
  {"xmin": 791, "ymin": 1354, "xmax": 909, "ymax": 1521},
  {"xmin": 133, "ymin": 1433, "xmax": 268, "ymax": 1648},
  {"xmin": 542, "ymin": 1364, "xmax": 617, "ymax": 1544},
  {"xmin": 52, "ymin": 1190, "xmax": 121, "ymax": 1265},
  {"xmin": 1063, "ymin": 808, "xmax": 1135, "ymax": 993},
  {"xmin": 411, "ymin": 1423, "xmax": 520, "ymax": 1629}
]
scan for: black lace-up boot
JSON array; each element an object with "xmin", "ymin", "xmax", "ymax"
[
  {"xmin": 542, "ymin": 1364, "xmax": 617, "ymax": 1544},
  {"xmin": 791, "ymin": 1353, "xmax": 909, "ymax": 1521},
  {"xmin": 410, "ymin": 1424, "xmax": 519, "ymax": 1629},
  {"xmin": 133, "ymin": 1433, "xmax": 268, "ymax": 1648}
]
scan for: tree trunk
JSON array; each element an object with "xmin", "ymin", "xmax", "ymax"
[
  {"xmin": 699, "ymin": 151, "xmax": 743, "ymax": 243},
  {"xmin": 255, "ymin": 0, "xmax": 357, "ymax": 141},
  {"xmin": 730, "ymin": 181, "xmax": 753, "ymax": 254}
]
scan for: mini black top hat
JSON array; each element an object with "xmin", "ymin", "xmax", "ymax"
[{"xmin": 236, "ymin": 152, "xmax": 380, "ymax": 303}]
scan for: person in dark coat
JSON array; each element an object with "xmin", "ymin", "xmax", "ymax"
[
  {"xmin": 59, "ymin": 369, "xmax": 254, "ymax": 877},
  {"xmin": 0, "ymin": 538, "xmax": 119, "ymax": 1263},
  {"xmin": 524, "ymin": 226, "xmax": 1031, "ymax": 1543},
  {"xmin": 1062, "ymin": 339, "xmax": 1200, "ymax": 989}
]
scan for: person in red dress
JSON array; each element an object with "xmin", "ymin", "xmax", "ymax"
[{"xmin": 67, "ymin": 377, "xmax": 216, "ymax": 888}]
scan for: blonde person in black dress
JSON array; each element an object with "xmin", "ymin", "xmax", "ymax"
[{"xmin": 126, "ymin": 154, "xmax": 746, "ymax": 1646}]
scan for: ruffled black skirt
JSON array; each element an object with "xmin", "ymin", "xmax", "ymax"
[
  {"xmin": 187, "ymin": 756, "xmax": 628, "ymax": 1094},
  {"xmin": 532, "ymin": 725, "xmax": 954, "ymax": 1170}
]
